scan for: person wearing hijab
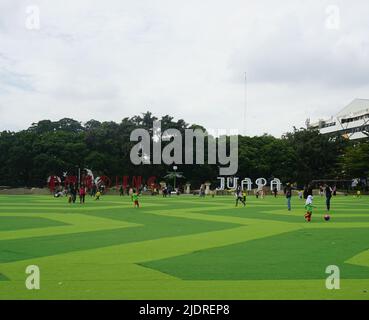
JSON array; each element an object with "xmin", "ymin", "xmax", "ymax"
[{"xmin": 304, "ymin": 195, "xmax": 315, "ymax": 222}]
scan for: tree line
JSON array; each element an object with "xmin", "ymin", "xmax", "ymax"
[{"xmin": 0, "ymin": 112, "xmax": 368, "ymax": 189}]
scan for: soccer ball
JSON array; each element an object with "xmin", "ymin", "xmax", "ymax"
[{"xmin": 324, "ymin": 214, "xmax": 331, "ymax": 221}]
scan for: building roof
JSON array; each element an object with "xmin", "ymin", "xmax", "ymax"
[
  {"xmin": 336, "ymin": 99, "xmax": 369, "ymax": 119},
  {"xmin": 308, "ymin": 99, "xmax": 369, "ymax": 140}
]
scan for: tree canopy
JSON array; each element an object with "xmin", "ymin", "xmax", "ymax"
[{"xmin": 0, "ymin": 112, "xmax": 366, "ymax": 188}]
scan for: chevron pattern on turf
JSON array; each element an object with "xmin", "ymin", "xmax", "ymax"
[{"xmin": 0, "ymin": 194, "xmax": 369, "ymax": 300}]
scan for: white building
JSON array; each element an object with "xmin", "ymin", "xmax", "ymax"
[{"xmin": 308, "ymin": 99, "xmax": 369, "ymax": 140}]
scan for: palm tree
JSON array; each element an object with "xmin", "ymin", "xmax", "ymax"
[{"xmin": 163, "ymin": 171, "xmax": 185, "ymax": 189}]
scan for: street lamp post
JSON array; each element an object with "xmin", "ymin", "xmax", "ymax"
[
  {"xmin": 173, "ymin": 166, "xmax": 178, "ymax": 189},
  {"xmin": 164, "ymin": 168, "xmax": 184, "ymax": 195}
]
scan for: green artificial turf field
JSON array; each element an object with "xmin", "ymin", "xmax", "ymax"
[{"xmin": 0, "ymin": 194, "xmax": 369, "ymax": 300}]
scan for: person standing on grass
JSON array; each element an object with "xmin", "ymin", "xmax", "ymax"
[
  {"xmin": 199, "ymin": 185, "xmax": 206, "ymax": 198},
  {"xmin": 132, "ymin": 190, "xmax": 140, "ymax": 208},
  {"xmin": 70, "ymin": 184, "xmax": 77, "ymax": 204},
  {"xmin": 242, "ymin": 190, "xmax": 247, "ymax": 204},
  {"xmin": 162, "ymin": 186, "xmax": 167, "ymax": 197},
  {"xmin": 167, "ymin": 185, "xmax": 173, "ymax": 197},
  {"xmin": 284, "ymin": 183, "xmax": 293, "ymax": 211},
  {"xmin": 303, "ymin": 186, "xmax": 308, "ymax": 200},
  {"xmin": 259, "ymin": 188, "xmax": 265, "ymax": 199},
  {"xmin": 67, "ymin": 184, "xmax": 72, "ymax": 203},
  {"xmin": 273, "ymin": 187, "xmax": 278, "ymax": 198},
  {"xmin": 325, "ymin": 184, "xmax": 333, "ymax": 212},
  {"xmin": 91, "ymin": 184, "xmax": 97, "ymax": 197},
  {"xmin": 319, "ymin": 185, "xmax": 324, "ymax": 197},
  {"xmin": 235, "ymin": 187, "xmax": 246, "ymax": 207},
  {"xmin": 79, "ymin": 185, "xmax": 86, "ymax": 204}
]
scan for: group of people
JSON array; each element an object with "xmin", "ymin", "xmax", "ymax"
[
  {"xmin": 119, "ymin": 185, "xmax": 149, "ymax": 196},
  {"xmin": 162, "ymin": 185, "xmax": 174, "ymax": 197},
  {"xmin": 54, "ymin": 184, "xmax": 104, "ymax": 204},
  {"xmin": 58, "ymin": 179, "xmax": 342, "ymax": 216},
  {"xmin": 68, "ymin": 184, "xmax": 104, "ymax": 203},
  {"xmin": 67, "ymin": 184, "xmax": 87, "ymax": 204},
  {"xmin": 232, "ymin": 182, "xmax": 336, "ymax": 223},
  {"xmin": 63, "ymin": 184, "xmax": 141, "ymax": 207},
  {"xmin": 235, "ymin": 186, "xmax": 247, "ymax": 207},
  {"xmin": 286, "ymin": 183, "xmax": 335, "ymax": 222}
]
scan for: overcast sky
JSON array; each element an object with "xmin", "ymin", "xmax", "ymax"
[{"xmin": 1, "ymin": 0, "xmax": 369, "ymax": 136}]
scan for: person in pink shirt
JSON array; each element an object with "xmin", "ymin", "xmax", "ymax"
[{"xmin": 79, "ymin": 185, "xmax": 86, "ymax": 204}]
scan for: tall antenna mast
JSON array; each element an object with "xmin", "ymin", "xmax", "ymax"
[{"xmin": 243, "ymin": 72, "xmax": 247, "ymax": 136}]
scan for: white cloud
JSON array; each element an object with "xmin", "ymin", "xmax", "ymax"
[{"xmin": 1, "ymin": 0, "xmax": 369, "ymax": 136}]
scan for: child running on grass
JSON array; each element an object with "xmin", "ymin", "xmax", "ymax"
[
  {"xmin": 132, "ymin": 190, "xmax": 140, "ymax": 208},
  {"xmin": 304, "ymin": 195, "xmax": 315, "ymax": 222}
]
